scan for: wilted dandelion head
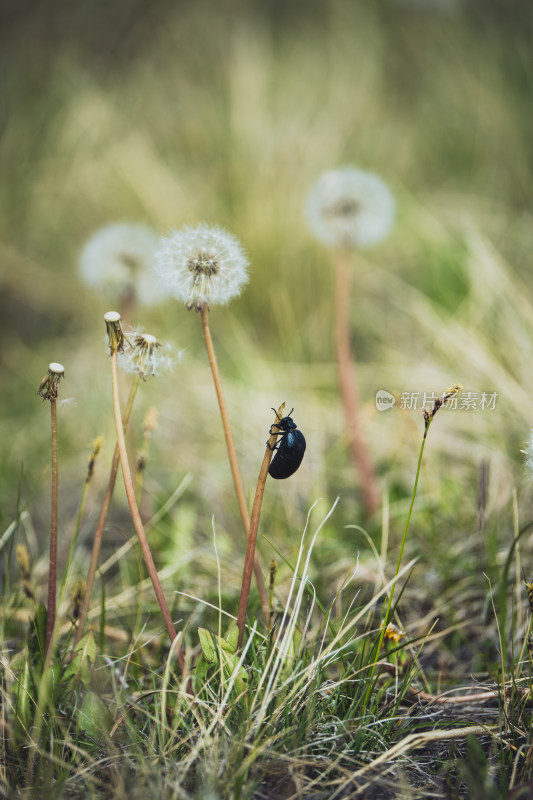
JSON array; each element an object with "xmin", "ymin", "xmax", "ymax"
[
  {"xmin": 79, "ymin": 223, "xmax": 164, "ymax": 306},
  {"xmin": 305, "ymin": 167, "xmax": 395, "ymax": 250},
  {"xmin": 38, "ymin": 362, "xmax": 65, "ymax": 402},
  {"xmin": 118, "ymin": 331, "xmax": 180, "ymax": 379},
  {"xmin": 153, "ymin": 224, "xmax": 249, "ymax": 311},
  {"xmin": 104, "ymin": 311, "xmax": 128, "ymax": 354}
]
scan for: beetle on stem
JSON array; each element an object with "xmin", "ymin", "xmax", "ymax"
[{"xmin": 267, "ymin": 408, "xmax": 306, "ymax": 480}]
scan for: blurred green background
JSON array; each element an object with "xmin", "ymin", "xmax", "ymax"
[{"xmin": 1, "ymin": 0, "xmax": 533, "ymax": 577}]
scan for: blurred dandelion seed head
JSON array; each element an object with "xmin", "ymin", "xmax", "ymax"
[
  {"xmin": 79, "ymin": 223, "xmax": 164, "ymax": 306},
  {"xmin": 153, "ymin": 223, "xmax": 249, "ymax": 311},
  {"xmin": 119, "ymin": 331, "xmax": 180, "ymax": 379},
  {"xmin": 306, "ymin": 167, "xmax": 395, "ymax": 250}
]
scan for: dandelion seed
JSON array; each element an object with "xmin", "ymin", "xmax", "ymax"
[
  {"xmin": 306, "ymin": 167, "xmax": 395, "ymax": 250},
  {"xmin": 523, "ymin": 431, "xmax": 533, "ymax": 478},
  {"xmin": 118, "ymin": 332, "xmax": 180, "ymax": 379},
  {"xmin": 79, "ymin": 223, "xmax": 164, "ymax": 306},
  {"xmin": 58, "ymin": 397, "xmax": 77, "ymax": 409},
  {"xmin": 153, "ymin": 223, "xmax": 249, "ymax": 311}
]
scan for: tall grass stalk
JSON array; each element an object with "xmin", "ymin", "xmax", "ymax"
[{"xmin": 376, "ymin": 385, "xmax": 462, "ymax": 666}]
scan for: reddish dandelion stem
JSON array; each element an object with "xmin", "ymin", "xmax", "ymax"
[
  {"xmin": 237, "ymin": 405, "xmax": 284, "ymax": 650},
  {"xmin": 200, "ymin": 306, "xmax": 269, "ymax": 622},
  {"xmin": 335, "ymin": 250, "xmax": 379, "ymax": 516},
  {"xmin": 106, "ymin": 322, "xmax": 188, "ymax": 684}
]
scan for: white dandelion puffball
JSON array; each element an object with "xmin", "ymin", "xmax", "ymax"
[
  {"xmin": 153, "ymin": 223, "xmax": 250, "ymax": 310},
  {"xmin": 306, "ymin": 167, "xmax": 395, "ymax": 250},
  {"xmin": 79, "ymin": 223, "xmax": 164, "ymax": 306}
]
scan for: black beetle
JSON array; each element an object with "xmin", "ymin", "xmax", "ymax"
[{"xmin": 267, "ymin": 408, "xmax": 306, "ymax": 480}]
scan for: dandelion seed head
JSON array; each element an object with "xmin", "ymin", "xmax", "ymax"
[
  {"xmin": 118, "ymin": 331, "xmax": 179, "ymax": 379},
  {"xmin": 153, "ymin": 223, "xmax": 249, "ymax": 311},
  {"xmin": 305, "ymin": 167, "xmax": 395, "ymax": 250},
  {"xmin": 79, "ymin": 223, "xmax": 164, "ymax": 306}
]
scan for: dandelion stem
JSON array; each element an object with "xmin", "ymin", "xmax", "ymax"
[
  {"xmin": 200, "ymin": 306, "xmax": 269, "ymax": 622},
  {"xmin": 72, "ymin": 377, "xmax": 140, "ymax": 652},
  {"xmin": 109, "ymin": 347, "xmax": 188, "ymax": 682},
  {"xmin": 335, "ymin": 250, "xmax": 379, "ymax": 516},
  {"xmin": 44, "ymin": 398, "xmax": 59, "ymax": 660},
  {"xmin": 237, "ymin": 406, "xmax": 283, "ymax": 650}
]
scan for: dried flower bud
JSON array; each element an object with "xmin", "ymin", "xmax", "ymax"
[
  {"xmin": 424, "ymin": 383, "xmax": 462, "ymax": 433},
  {"xmin": 86, "ymin": 435, "xmax": 104, "ymax": 484},
  {"xmin": 16, "ymin": 545, "xmax": 31, "ymax": 580},
  {"xmin": 16, "ymin": 545, "xmax": 35, "ymax": 600},
  {"xmin": 524, "ymin": 580, "xmax": 533, "ymax": 614},
  {"xmin": 38, "ymin": 362, "xmax": 65, "ymax": 402},
  {"xmin": 71, "ymin": 579, "xmax": 86, "ymax": 621},
  {"xmin": 381, "ymin": 622, "xmax": 405, "ymax": 644},
  {"xmin": 104, "ymin": 311, "xmax": 127, "ymax": 354}
]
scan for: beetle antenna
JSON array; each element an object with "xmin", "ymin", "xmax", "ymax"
[{"xmin": 271, "ymin": 407, "xmax": 282, "ymax": 421}]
